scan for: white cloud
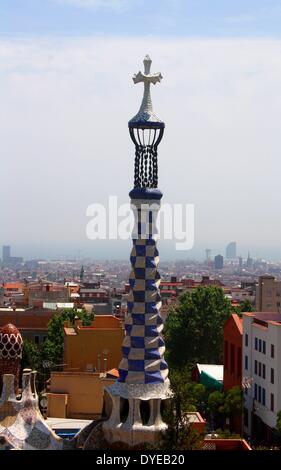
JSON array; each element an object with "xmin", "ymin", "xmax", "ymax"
[{"xmin": 1, "ymin": 36, "xmax": 281, "ymax": 257}]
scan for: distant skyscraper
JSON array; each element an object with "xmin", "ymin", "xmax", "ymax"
[
  {"xmin": 226, "ymin": 241, "xmax": 237, "ymax": 259},
  {"xmin": 246, "ymin": 252, "xmax": 253, "ymax": 268},
  {"xmin": 205, "ymin": 248, "xmax": 211, "ymax": 262},
  {"xmin": 239, "ymin": 256, "xmax": 243, "ymax": 268},
  {"xmin": 2, "ymin": 246, "xmax": 10, "ymax": 262},
  {"xmin": 214, "ymin": 254, "xmax": 224, "ymax": 270}
]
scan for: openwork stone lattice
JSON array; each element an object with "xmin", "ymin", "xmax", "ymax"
[
  {"xmin": 0, "ymin": 324, "xmax": 23, "ymax": 393},
  {"xmin": 0, "ymin": 324, "xmax": 23, "ymax": 360}
]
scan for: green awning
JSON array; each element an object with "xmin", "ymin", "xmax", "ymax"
[{"xmin": 200, "ymin": 370, "xmax": 223, "ymax": 391}]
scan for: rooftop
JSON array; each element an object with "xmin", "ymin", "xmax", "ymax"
[{"xmin": 243, "ymin": 311, "xmax": 281, "ymax": 327}]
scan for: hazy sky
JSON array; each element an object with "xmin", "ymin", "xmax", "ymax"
[{"xmin": 1, "ymin": 1, "xmax": 281, "ymax": 260}]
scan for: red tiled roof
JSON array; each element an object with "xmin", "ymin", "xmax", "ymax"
[{"xmin": 232, "ymin": 313, "xmax": 243, "ymax": 335}]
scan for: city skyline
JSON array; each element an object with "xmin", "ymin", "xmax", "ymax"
[{"xmin": 0, "ymin": 241, "xmax": 280, "ymax": 263}]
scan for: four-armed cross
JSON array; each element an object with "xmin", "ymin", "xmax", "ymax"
[
  {"xmin": 133, "ymin": 55, "xmax": 163, "ymax": 86},
  {"xmin": 130, "ymin": 55, "xmax": 163, "ymax": 123}
]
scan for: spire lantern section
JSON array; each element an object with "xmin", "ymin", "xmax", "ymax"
[{"xmin": 129, "ymin": 55, "xmax": 165, "ymax": 190}]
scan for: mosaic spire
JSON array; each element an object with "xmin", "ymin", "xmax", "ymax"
[
  {"xmin": 117, "ymin": 55, "xmax": 169, "ymax": 395},
  {"xmin": 102, "ymin": 57, "xmax": 170, "ymax": 449}
]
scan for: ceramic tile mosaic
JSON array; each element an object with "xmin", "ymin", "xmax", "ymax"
[{"xmin": 0, "ymin": 371, "xmax": 63, "ymax": 450}]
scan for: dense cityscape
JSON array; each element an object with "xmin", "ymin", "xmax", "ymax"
[{"xmin": 1, "ymin": 240, "xmax": 281, "ymax": 451}]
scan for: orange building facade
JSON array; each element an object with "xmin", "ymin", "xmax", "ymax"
[
  {"xmin": 223, "ymin": 313, "xmax": 243, "ymax": 391},
  {"xmin": 47, "ymin": 315, "xmax": 124, "ymax": 419},
  {"xmin": 63, "ymin": 315, "xmax": 124, "ymax": 373},
  {"xmin": 47, "ymin": 372, "xmax": 116, "ymax": 419}
]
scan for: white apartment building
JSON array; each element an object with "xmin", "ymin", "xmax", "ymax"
[{"xmin": 243, "ymin": 312, "xmax": 281, "ymax": 441}]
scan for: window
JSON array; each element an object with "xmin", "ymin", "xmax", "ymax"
[
  {"xmin": 271, "ymin": 344, "xmax": 275, "ymax": 358},
  {"xmin": 259, "ymin": 339, "xmax": 262, "ymax": 352},
  {"xmin": 271, "ymin": 368, "xmax": 274, "ymax": 384},
  {"xmin": 262, "ymin": 364, "xmax": 266, "ymax": 379},
  {"xmin": 34, "ymin": 336, "xmax": 40, "ymax": 345},
  {"xmin": 230, "ymin": 344, "xmax": 235, "ymax": 374},
  {"xmin": 255, "ymin": 337, "xmax": 258, "ymax": 351},
  {"xmin": 254, "ymin": 384, "xmax": 257, "ymax": 400},
  {"xmin": 262, "ymin": 341, "xmax": 266, "ymax": 354},
  {"xmin": 258, "ymin": 386, "xmax": 261, "ymax": 403},
  {"xmin": 224, "ymin": 341, "xmax": 228, "ymax": 370},
  {"xmin": 43, "ymin": 336, "xmax": 47, "ymax": 343},
  {"xmin": 277, "ymin": 302, "xmax": 281, "ymax": 307},
  {"xmin": 245, "ymin": 334, "xmax": 248, "ymax": 347},
  {"xmin": 244, "ymin": 354, "xmax": 248, "ymax": 371},
  {"xmin": 258, "ymin": 362, "xmax": 261, "ymax": 377},
  {"xmin": 254, "ymin": 360, "xmax": 257, "ymax": 375},
  {"xmin": 271, "ymin": 393, "xmax": 274, "ymax": 412},
  {"xmin": 262, "ymin": 388, "xmax": 266, "ymax": 406}
]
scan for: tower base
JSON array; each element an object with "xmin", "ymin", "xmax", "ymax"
[{"xmin": 83, "ymin": 381, "xmax": 170, "ymax": 449}]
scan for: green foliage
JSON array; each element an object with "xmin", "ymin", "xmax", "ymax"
[
  {"xmin": 214, "ymin": 429, "xmax": 240, "ymax": 439},
  {"xmin": 158, "ymin": 368, "xmax": 205, "ymax": 450},
  {"xmin": 21, "ymin": 339, "xmax": 41, "ymax": 371},
  {"xmin": 206, "ymin": 386, "xmax": 243, "ymax": 432},
  {"xmin": 223, "ymin": 386, "xmax": 243, "ymax": 416},
  {"xmin": 144, "ymin": 367, "xmax": 243, "ymax": 449},
  {"xmin": 41, "ymin": 308, "xmax": 94, "ymax": 367},
  {"xmin": 165, "ymin": 286, "xmax": 232, "ymax": 367},
  {"xmin": 167, "ymin": 367, "xmax": 207, "ymax": 414},
  {"xmin": 207, "ymin": 387, "xmax": 243, "ymax": 417},
  {"xmin": 233, "ymin": 299, "xmax": 254, "ymax": 316},
  {"xmin": 207, "ymin": 391, "xmax": 225, "ymax": 415}
]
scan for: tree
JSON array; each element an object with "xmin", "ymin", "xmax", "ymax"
[
  {"xmin": 207, "ymin": 390, "xmax": 225, "ymax": 430},
  {"xmin": 41, "ymin": 308, "xmax": 94, "ymax": 368},
  {"xmin": 165, "ymin": 286, "xmax": 232, "ymax": 368},
  {"xmin": 208, "ymin": 391, "xmax": 225, "ymax": 416},
  {"xmin": 223, "ymin": 386, "xmax": 243, "ymax": 418},
  {"xmin": 158, "ymin": 368, "xmax": 205, "ymax": 450},
  {"xmin": 21, "ymin": 339, "xmax": 41, "ymax": 371},
  {"xmin": 233, "ymin": 299, "xmax": 254, "ymax": 316},
  {"xmin": 240, "ymin": 299, "xmax": 254, "ymax": 312}
]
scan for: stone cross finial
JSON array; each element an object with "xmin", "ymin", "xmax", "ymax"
[
  {"xmin": 129, "ymin": 55, "xmax": 164, "ymax": 126},
  {"xmin": 133, "ymin": 55, "xmax": 163, "ymax": 86}
]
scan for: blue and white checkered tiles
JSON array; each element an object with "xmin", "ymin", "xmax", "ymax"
[{"xmin": 118, "ymin": 236, "xmax": 169, "ymax": 385}]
